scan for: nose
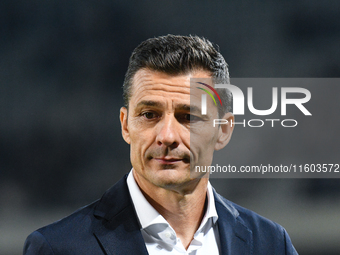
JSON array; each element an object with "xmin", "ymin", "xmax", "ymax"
[{"xmin": 156, "ymin": 114, "xmax": 180, "ymax": 148}]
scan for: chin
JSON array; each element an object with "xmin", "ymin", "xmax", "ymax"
[{"xmin": 151, "ymin": 171, "xmax": 198, "ymax": 189}]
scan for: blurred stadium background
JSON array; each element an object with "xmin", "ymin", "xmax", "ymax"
[{"xmin": 1, "ymin": 1, "xmax": 340, "ymax": 254}]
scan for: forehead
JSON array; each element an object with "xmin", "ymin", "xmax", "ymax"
[{"xmin": 129, "ymin": 69, "xmax": 212, "ymax": 106}]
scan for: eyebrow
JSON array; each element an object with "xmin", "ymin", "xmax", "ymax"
[
  {"xmin": 135, "ymin": 100, "xmax": 201, "ymax": 113},
  {"xmin": 177, "ymin": 104, "xmax": 201, "ymax": 114},
  {"xmin": 136, "ymin": 100, "xmax": 163, "ymax": 109}
]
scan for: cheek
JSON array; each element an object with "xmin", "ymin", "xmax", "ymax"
[
  {"xmin": 190, "ymin": 130, "xmax": 218, "ymax": 159},
  {"xmin": 129, "ymin": 131, "xmax": 152, "ymax": 158},
  {"xmin": 190, "ymin": 123, "xmax": 218, "ymax": 146},
  {"xmin": 190, "ymin": 136, "xmax": 214, "ymax": 154}
]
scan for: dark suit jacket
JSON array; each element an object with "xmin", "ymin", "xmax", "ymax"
[{"xmin": 24, "ymin": 175, "xmax": 298, "ymax": 254}]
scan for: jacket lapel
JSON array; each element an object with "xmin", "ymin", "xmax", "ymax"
[
  {"xmin": 214, "ymin": 191, "xmax": 253, "ymax": 255},
  {"xmin": 92, "ymin": 175, "xmax": 148, "ymax": 255},
  {"xmin": 91, "ymin": 176, "xmax": 253, "ymax": 255}
]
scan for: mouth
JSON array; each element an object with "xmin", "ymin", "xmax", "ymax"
[
  {"xmin": 153, "ymin": 157, "xmax": 183, "ymax": 164},
  {"xmin": 148, "ymin": 151, "xmax": 191, "ymax": 164}
]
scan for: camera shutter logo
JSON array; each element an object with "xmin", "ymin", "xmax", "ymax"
[{"xmin": 196, "ymin": 82, "xmax": 222, "ymax": 115}]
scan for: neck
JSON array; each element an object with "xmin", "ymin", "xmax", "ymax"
[{"xmin": 133, "ymin": 170, "xmax": 208, "ymax": 249}]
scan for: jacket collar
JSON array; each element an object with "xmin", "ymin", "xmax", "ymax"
[
  {"xmin": 93, "ymin": 175, "xmax": 149, "ymax": 255},
  {"xmin": 214, "ymin": 190, "xmax": 253, "ymax": 255},
  {"xmin": 92, "ymin": 175, "xmax": 253, "ymax": 255}
]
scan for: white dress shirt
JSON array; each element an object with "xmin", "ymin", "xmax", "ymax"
[{"xmin": 127, "ymin": 170, "xmax": 221, "ymax": 255}]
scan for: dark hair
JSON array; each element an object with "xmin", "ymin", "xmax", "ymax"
[{"xmin": 123, "ymin": 34, "xmax": 232, "ymax": 116}]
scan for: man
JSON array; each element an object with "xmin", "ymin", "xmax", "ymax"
[{"xmin": 24, "ymin": 35, "xmax": 298, "ymax": 254}]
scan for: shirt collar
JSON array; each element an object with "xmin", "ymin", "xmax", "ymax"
[{"xmin": 126, "ymin": 169, "xmax": 218, "ymax": 231}]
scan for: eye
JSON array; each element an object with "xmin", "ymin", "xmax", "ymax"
[
  {"xmin": 188, "ymin": 115, "xmax": 201, "ymax": 122},
  {"xmin": 177, "ymin": 113, "xmax": 201, "ymax": 123},
  {"xmin": 182, "ymin": 114, "xmax": 191, "ymax": 121},
  {"xmin": 142, "ymin": 111, "xmax": 158, "ymax": 119}
]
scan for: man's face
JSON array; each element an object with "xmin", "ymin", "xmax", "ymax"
[{"xmin": 120, "ymin": 69, "xmax": 233, "ymax": 192}]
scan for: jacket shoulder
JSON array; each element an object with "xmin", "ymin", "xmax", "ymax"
[
  {"xmin": 38, "ymin": 200, "xmax": 98, "ymax": 235},
  {"xmin": 24, "ymin": 176, "xmax": 132, "ymax": 255},
  {"xmin": 215, "ymin": 192, "xmax": 298, "ymax": 254},
  {"xmin": 24, "ymin": 200, "xmax": 100, "ymax": 254}
]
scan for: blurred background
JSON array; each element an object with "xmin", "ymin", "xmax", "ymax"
[{"xmin": 1, "ymin": 1, "xmax": 340, "ymax": 254}]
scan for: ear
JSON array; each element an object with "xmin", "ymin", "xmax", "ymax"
[
  {"xmin": 214, "ymin": 112, "xmax": 234, "ymax": 151},
  {"xmin": 120, "ymin": 107, "xmax": 131, "ymax": 144}
]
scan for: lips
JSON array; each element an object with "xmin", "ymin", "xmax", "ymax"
[
  {"xmin": 146, "ymin": 149, "xmax": 191, "ymax": 164},
  {"xmin": 153, "ymin": 157, "xmax": 182, "ymax": 164}
]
